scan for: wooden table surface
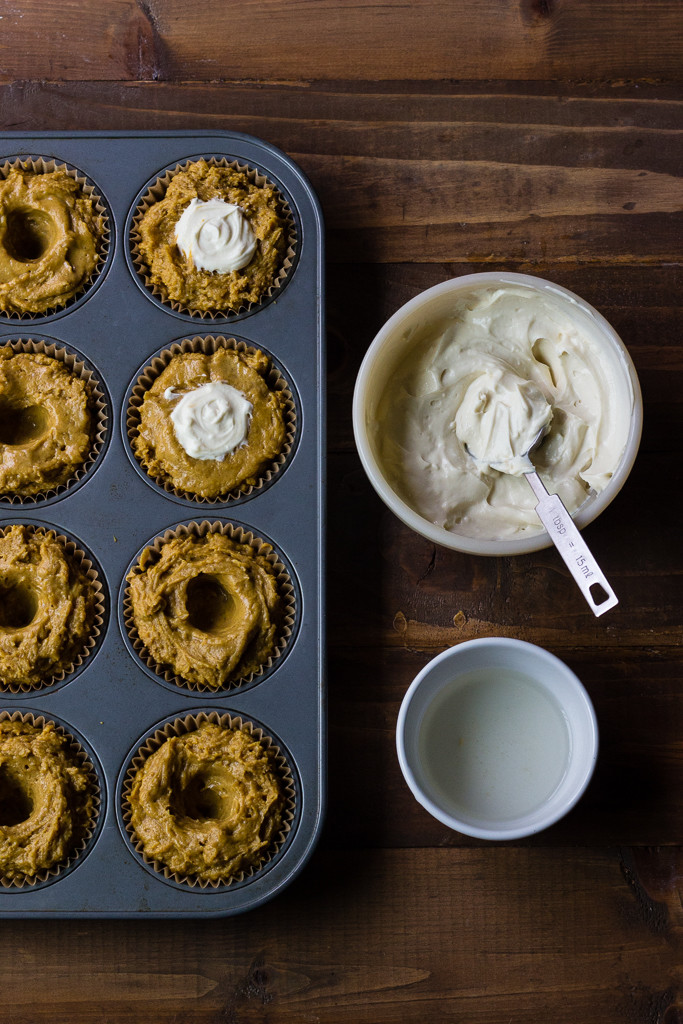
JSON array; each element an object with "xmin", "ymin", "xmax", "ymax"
[{"xmin": 1, "ymin": 2, "xmax": 682, "ymax": 1021}]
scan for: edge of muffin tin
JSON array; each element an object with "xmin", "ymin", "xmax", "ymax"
[{"xmin": 0, "ymin": 130, "xmax": 326, "ymax": 918}]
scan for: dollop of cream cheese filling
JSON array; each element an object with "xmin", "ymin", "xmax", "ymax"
[
  {"xmin": 174, "ymin": 198, "xmax": 257, "ymax": 274},
  {"xmin": 373, "ymin": 285, "xmax": 633, "ymax": 540},
  {"xmin": 167, "ymin": 381, "xmax": 253, "ymax": 460},
  {"xmin": 455, "ymin": 368, "xmax": 553, "ymax": 476}
]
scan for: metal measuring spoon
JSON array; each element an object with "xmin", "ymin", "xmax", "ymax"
[{"xmin": 467, "ymin": 428, "xmax": 619, "ymax": 617}]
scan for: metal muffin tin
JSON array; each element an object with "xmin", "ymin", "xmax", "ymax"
[{"xmin": 0, "ymin": 131, "xmax": 325, "ymax": 917}]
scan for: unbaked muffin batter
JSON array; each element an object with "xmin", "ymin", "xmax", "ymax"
[
  {"xmin": 136, "ymin": 160, "xmax": 287, "ymax": 312},
  {"xmin": 127, "ymin": 530, "xmax": 285, "ymax": 689},
  {"xmin": 128, "ymin": 721, "xmax": 285, "ymax": 883},
  {"xmin": 0, "ymin": 349, "xmax": 92, "ymax": 496},
  {"xmin": 0, "ymin": 719, "xmax": 94, "ymax": 880},
  {"xmin": 0, "ymin": 166, "xmax": 104, "ymax": 315},
  {"xmin": 133, "ymin": 346, "xmax": 287, "ymax": 499},
  {"xmin": 0, "ymin": 525, "xmax": 98, "ymax": 688}
]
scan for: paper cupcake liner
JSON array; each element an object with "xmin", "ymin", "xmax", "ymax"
[
  {"xmin": 0, "ymin": 524, "xmax": 105, "ymax": 694},
  {"xmin": 0, "ymin": 710, "xmax": 101, "ymax": 889},
  {"xmin": 0, "ymin": 156, "xmax": 111, "ymax": 321},
  {"xmin": 123, "ymin": 520, "xmax": 296, "ymax": 693},
  {"xmin": 129, "ymin": 156, "xmax": 297, "ymax": 319},
  {"xmin": 126, "ymin": 335, "xmax": 296, "ymax": 504},
  {"xmin": 120, "ymin": 710, "xmax": 295, "ymax": 889},
  {"xmin": 0, "ymin": 338, "xmax": 108, "ymax": 504}
]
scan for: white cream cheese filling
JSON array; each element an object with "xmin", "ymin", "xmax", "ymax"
[
  {"xmin": 174, "ymin": 198, "xmax": 257, "ymax": 274},
  {"xmin": 167, "ymin": 381, "xmax": 252, "ymax": 460},
  {"xmin": 454, "ymin": 367, "xmax": 553, "ymax": 476}
]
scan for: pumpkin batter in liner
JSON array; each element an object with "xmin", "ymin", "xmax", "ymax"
[
  {"xmin": 0, "ymin": 162, "xmax": 106, "ymax": 316},
  {"xmin": 0, "ymin": 716, "xmax": 97, "ymax": 884},
  {"xmin": 125, "ymin": 718, "xmax": 289, "ymax": 885},
  {"xmin": 0, "ymin": 347, "xmax": 94, "ymax": 497},
  {"xmin": 125, "ymin": 525, "xmax": 291, "ymax": 691},
  {"xmin": 0, "ymin": 525, "xmax": 102, "ymax": 691},
  {"xmin": 132, "ymin": 158, "xmax": 291, "ymax": 315},
  {"xmin": 130, "ymin": 342, "xmax": 290, "ymax": 501}
]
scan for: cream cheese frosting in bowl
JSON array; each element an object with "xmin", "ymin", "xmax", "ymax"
[{"xmin": 353, "ymin": 272, "xmax": 642, "ymax": 556}]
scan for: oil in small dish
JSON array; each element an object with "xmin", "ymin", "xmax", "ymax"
[{"xmin": 418, "ymin": 668, "xmax": 571, "ymax": 824}]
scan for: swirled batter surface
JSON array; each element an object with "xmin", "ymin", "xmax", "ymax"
[
  {"xmin": 127, "ymin": 531, "xmax": 284, "ymax": 689},
  {"xmin": 0, "ymin": 525, "xmax": 98, "ymax": 688},
  {"xmin": 129, "ymin": 722, "xmax": 285, "ymax": 882},
  {"xmin": 136, "ymin": 160, "xmax": 287, "ymax": 312},
  {"xmin": 133, "ymin": 347, "xmax": 287, "ymax": 499},
  {"xmin": 0, "ymin": 167, "xmax": 104, "ymax": 315},
  {"xmin": 0, "ymin": 349, "xmax": 92, "ymax": 496},
  {"xmin": 0, "ymin": 719, "xmax": 94, "ymax": 880}
]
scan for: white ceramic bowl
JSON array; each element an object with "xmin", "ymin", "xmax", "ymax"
[
  {"xmin": 352, "ymin": 272, "xmax": 643, "ymax": 556},
  {"xmin": 396, "ymin": 638, "xmax": 598, "ymax": 840}
]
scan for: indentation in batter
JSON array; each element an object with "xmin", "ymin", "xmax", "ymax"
[
  {"xmin": 4, "ymin": 208, "xmax": 57, "ymax": 263},
  {"xmin": 0, "ymin": 402, "xmax": 50, "ymax": 445}
]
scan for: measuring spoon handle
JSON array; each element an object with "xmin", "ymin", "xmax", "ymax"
[{"xmin": 525, "ymin": 471, "xmax": 619, "ymax": 617}]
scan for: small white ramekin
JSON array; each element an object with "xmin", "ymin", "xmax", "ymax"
[
  {"xmin": 352, "ymin": 271, "xmax": 643, "ymax": 556},
  {"xmin": 396, "ymin": 638, "xmax": 598, "ymax": 841}
]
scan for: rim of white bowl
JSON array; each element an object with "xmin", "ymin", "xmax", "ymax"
[
  {"xmin": 395, "ymin": 637, "xmax": 599, "ymax": 840},
  {"xmin": 352, "ymin": 271, "xmax": 643, "ymax": 556}
]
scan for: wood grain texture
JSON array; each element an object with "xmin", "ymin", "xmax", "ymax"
[
  {"xmin": 2, "ymin": 80, "xmax": 681, "ymax": 264},
  {"xmin": 0, "ymin": 847, "xmax": 682, "ymax": 1024},
  {"xmin": 0, "ymin": 0, "xmax": 682, "ymax": 83}
]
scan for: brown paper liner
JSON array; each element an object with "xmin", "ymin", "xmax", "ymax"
[
  {"xmin": 0, "ymin": 338, "xmax": 108, "ymax": 504},
  {"xmin": 121, "ymin": 710, "xmax": 295, "ymax": 889},
  {"xmin": 126, "ymin": 335, "xmax": 296, "ymax": 504},
  {"xmin": 123, "ymin": 520, "xmax": 296, "ymax": 692},
  {"xmin": 0, "ymin": 710, "xmax": 101, "ymax": 889},
  {"xmin": 0, "ymin": 157, "xmax": 111, "ymax": 320},
  {"xmin": 0, "ymin": 524, "xmax": 105, "ymax": 694},
  {"xmin": 129, "ymin": 156, "xmax": 297, "ymax": 319}
]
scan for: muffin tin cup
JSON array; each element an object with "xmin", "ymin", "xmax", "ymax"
[
  {"xmin": 125, "ymin": 334, "xmax": 298, "ymax": 505},
  {"xmin": 0, "ymin": 709, "xmax": 103, "ymax": 889},
  {"xmin": 129, "ymin": 155, "xmax": 298, "ymax": 321},
  {"xmin": 0, "ymin": 522, "xmax": 106, "ymax": 695},
  {"xmin": 0, "ymin": 336, "xmax": 110, "ymax": 505},
  {"xmin": 121, "ymin": 518, "xmax": 298, "ymax": 694},
  {"xmin": 0, "ymin": 156, "xmax": 112, "ymax": 321},
  {"xmin": 119, "ymin": 709, "xmax": 297, "ymax": 890},
  {"xmin": 0, "ymin": 130, "xmax": 325, "ymax": 918}
]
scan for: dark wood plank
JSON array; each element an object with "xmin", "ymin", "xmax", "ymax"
[
  {"xmin": 5, "ymin": 79, "xmax": 683, "ymax": 134},
  {"xmin": 327, "ymin": 447, "xmax": 682, "ymax": 645},
  {"xmin": 1, "ymin": 1, "xmax": 682, "ymax": 83},
  {"xmin": 0, "ymin": 847, "xmax": 680, "ymax": 1024},
  {"xmin": 2, "ymin": 81, "xmax": 680, "ymax": 264}
]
